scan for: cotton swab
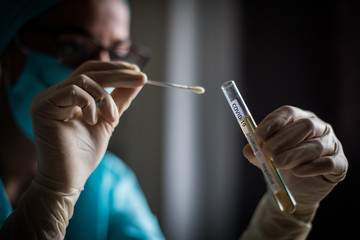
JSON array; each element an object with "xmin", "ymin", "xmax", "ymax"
[{"xmin": 146, "ymin": 80, "xmax": 205, "ymax": 94}]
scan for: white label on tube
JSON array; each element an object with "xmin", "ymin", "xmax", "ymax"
[
  {"xmin": 230, "ymin": 99, "xmax": 246, "ymax": 121},
  {"xmin": 230, "ymin": 99, "xmax": 281, "ymax": 194}
]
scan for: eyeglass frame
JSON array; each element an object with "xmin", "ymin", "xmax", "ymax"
[{"xmin": 18, "ymin": 24, "xmax": 151, "ymax": 69}]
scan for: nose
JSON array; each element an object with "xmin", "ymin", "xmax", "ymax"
[{"xmin": 95, "ymin": 49, "xmax": 111, "ymax": 62}]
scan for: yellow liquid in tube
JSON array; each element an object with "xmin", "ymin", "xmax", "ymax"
[{"xmin": 243, "ymin": 115, "xmax": 296, "ymax": 214}]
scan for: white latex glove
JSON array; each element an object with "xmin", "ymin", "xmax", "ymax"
[
  {"xmin": 1, "ymin": 61, "xmax": 147, "ymax": 239},
  {"xmin": 243, "ymin": 105, "xmax": 348, "ymax": 222},
  {"xmin": 240, "ymin": 191, "xmax": 311, "ymax": 240},
  {"xmin": 31, "ymin": 60, "xmax": 147, "ymax": 193}
]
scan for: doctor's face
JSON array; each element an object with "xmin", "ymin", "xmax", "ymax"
[{"xmin": 19, "ymin": 0, "xmax": 132, "ymax": 66}]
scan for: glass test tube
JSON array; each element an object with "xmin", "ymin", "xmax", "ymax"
[{"xmin": 221, "ymin": 80, "xmax": 296, "ymax": 214}]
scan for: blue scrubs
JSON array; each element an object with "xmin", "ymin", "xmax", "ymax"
[{"xmin": 0, "ymin": 152, "xmax": 165, "ymax": 240}]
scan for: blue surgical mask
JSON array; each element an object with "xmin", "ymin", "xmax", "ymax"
[{"xmin": 6, "ymin": 50, "xmax": 74, "ymax": 141}]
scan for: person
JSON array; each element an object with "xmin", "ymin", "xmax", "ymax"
[
  {"xmin": 0, "ymin": 0, "xmax": 163, "ymax": 239},
  {"xmin": 0, "ymin": 0, "xmax": 348, "ymax": 239}
]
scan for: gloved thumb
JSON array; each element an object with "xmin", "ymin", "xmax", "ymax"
[{"xmin": 243, "ymin": 144, "xmax": 259, "ymax": 167}]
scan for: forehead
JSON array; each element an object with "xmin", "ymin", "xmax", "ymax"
[{"xmin": 34, "ymin": 0, "xmax": 130, "ymax": 42}]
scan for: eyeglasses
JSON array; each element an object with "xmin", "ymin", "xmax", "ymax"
[{"xmin": 19, "ymin": 25, "xmax": 151, "ymax": 69}]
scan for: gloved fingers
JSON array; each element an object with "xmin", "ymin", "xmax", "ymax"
[
  {"xmin": 77, "ymin": 66, "xmax": 147, "ymax": 119},
  {"xmin": 52, "ymin": 61, "xmax": 145, "ymax": 123},
  {"xmin": 260, "ymin": 114, "xmax": 327, "ymax": 156},
  {"xmin": 56, "ymin": 74, "xmax": 117, "ymax": 123},
  {"xmin": 243, "ymin": 135, "xmax": 337, "ymax": 170},
  {"xmin": 57, "ymin": 74, "xmax": 107, "ymax": 101},
  {"xmin": 69, "ymin": 60, "xmax": 140, "ymax": 77},
  {"xmin": 83, "ymin": 69, "xmax": 147, "ymax": 89},
  {"xmin": 46, "ymin": 85, "xmax": 98, "ymax": 125},
  {"xmin": 68, "ymin": 60, "xmax": 145, "ymax": 89},
  {"xmin": 97, "ymin": 95, "xmax": 119, "ymax": 124},
  {"xmin": 292, "ymin": 155, "xmax": 346, "ymax": 180},
  {"xmin": 111, "ymin": 86, "xmax": 143, "ymax": 115},
  {"xmin": 276, "ymin": 130, "xmax": 347, "ymax": 183},
  {"xmin": 243, "ymin": 144, "xmax": 259, "ymax": 167},
  {"xmin": 68, "ymin": 63, "xmax": 147, "ymax": 116},
  {"xmin": 256, "ymin": 105, "xmax": 319, "ymax": 141},
  {"xmin": 273, "ymin": 133, "xmax": 338, "ymax": 170}
]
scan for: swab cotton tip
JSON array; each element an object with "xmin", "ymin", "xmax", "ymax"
[{"xmin": 190, "ymin": 86, "xmax": 205, "ymax": 94}]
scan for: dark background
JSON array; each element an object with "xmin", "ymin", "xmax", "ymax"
[
  {"xmin": 239, "ymin": 0, "xmax": 360, "ymax": 239},
  {"xmin": 116, "ymin": 1, "xmax": 359, "ymax": 239}
]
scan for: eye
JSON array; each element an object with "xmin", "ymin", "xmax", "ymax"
[
  {"xmin": 56, "ymin": 33, "xmax": 97, "ymax": 58},
  {"xmin": 57, "ymin": 41, "xmax": 86, "ymax": 57}
]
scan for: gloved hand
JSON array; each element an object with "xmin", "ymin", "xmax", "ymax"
[
  {"xmin": 31, "ymin": 60, "xmax": 147, "ymax": 193},
  {"xmin": 0, "ymin": 61, "xmax": 147, "ymax": 239},
  {"xmin": 243, "ymin": 105, "xmax": 348, "ymax": 222}
]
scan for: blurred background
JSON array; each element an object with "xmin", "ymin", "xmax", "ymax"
[{"xmin": 108, "ymin": 0, "xmax": 360, "ymax": 239}]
